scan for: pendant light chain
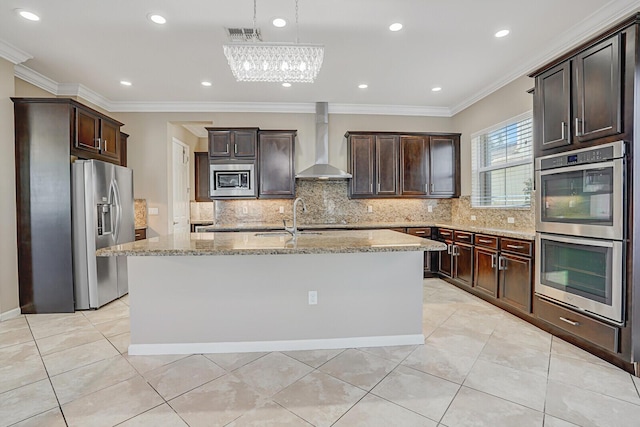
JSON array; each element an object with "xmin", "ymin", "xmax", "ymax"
[
  {"xmin": 295, "ymin": 0, "xmax": 300, "ymax": 43},
  {"xmin": 253, "ymin": 0, "xmax": 257, "ymax": 40}
]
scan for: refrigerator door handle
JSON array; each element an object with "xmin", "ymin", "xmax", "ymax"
[{"xmin": 110, "ymin": 180, "xmax": 122, "ymax": 244}]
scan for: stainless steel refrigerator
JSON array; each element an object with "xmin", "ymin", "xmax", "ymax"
[{"xmin": 72, "ymin": 159, "xmax": 135, "ymax": 309}]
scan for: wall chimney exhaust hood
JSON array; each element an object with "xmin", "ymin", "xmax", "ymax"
[{"xmin": 295, "ymin": 102, "xmax": 352, "ymax": 179}]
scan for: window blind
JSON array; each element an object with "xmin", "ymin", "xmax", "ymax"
[{"xmin": 471, "ymin": 113, "xmax": 533, "ymax": 207}]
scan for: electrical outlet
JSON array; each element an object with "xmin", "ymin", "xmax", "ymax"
[
  {"xmin": 471, "ymin": 215, "xmax": 477, "ymax": 221},
  {"xmin": 148, "ymin": 207, "xmax": 159, "ymax": 215},
  {"xmin": 242, "ymin": 206, "xmax": 249, "ymax": 214},
  {"xmin": 427, "ymin": 205, "xmax": 433, "ymax": 213},
  {"xmin": 507, "ymin": 217, "xmax": 515, "ymax": 224},
  {"xmin": 308, "ymin": 291, "xmax": 318, "ymax": 305},
  {"xmin": 367, "ymin": 205, "xmax": 373, "ymax": 213},
  {"xmin": 279, "ymin": 206, "xmax": 285, "ymax": 213}
]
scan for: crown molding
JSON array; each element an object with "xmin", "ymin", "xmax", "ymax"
[
  {"xmin": 14, "ymin": 64, "xmax": 58, "ymax": 94},
  {"xmin": 57, "ymin": 83, "xmax": 111, "ymax": 111},
  {"xmin": 329, "ymin": 103, "xmax": 452, "ymax": 117},
  {"xmin": 0, "ymin": 39, "xmax": 32, "ymax": 64},
  {"xmin": 108, "ymin": 101, "xmax": 316, "ymax": 114}
]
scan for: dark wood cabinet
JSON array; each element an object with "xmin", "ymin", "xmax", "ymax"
[
  {"xmin": 119, "ymin": 132, "xmax": 128, "ymax": 167},
  {"xmin": 437, "ymin": 228, "xmax": 472, "ymax": 286},
  {"xmin": 406, "ymin": 227, "xmax": 434, "ymax": 277},
  {"xmin": 454, "ymin": 242, "xmax": 474, "ymax": 287},
  {"xmin": 134, "ymin": 228, "xmax": 147, "ymax": 241},
  {"xmin": 194, "ymin": 152, "xmax": 210, "ymax": 202},
  {"xmin": 258, "ymin": 130, "xmax": 296, "ymax": 198},
  {"xmin": 72, "ymin": 106, "xmax": 123, "ymax": 164},
  {"xmin": 438, "ymin": 239, "xmax": 453, "ymax": 278},
  {"xmin": 207, "ymin": 128, "xmax": 258, "ymax": 159},
  {"xmin": 474, "ymin": 247, "xmax": 499, "ymax": 297},
  {"xmin": 499, "ymin": 253, "xmax": 532, "ymax": 312},
  {"xmin": 346, "ymin": 131, "xmax": 460, "ymax": 199},
  {"xmin": 535, "ymin": 62, "xmax": 571, "ymax": 150}
]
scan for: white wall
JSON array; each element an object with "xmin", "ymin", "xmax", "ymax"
[{"xmin": 0, "ymin": 59, "xmax": 19, "ymax": 319}]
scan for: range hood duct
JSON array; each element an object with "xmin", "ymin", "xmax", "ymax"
[{"xmin": 295, "ymin": 102, "xmax": 352, "ymax": 179}]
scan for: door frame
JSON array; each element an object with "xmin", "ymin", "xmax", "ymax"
[{"xmin": 169, "ymin": 137, "xmax": 190, "ymax": 233}]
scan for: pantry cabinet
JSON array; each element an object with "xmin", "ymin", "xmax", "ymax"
[{"xmin": 194, "ymin": 152, "xmax": 210, "ymax": 202}]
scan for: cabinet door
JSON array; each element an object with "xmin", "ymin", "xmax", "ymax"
[
  {"xmin": 429, "ymin": 136, "xmax": 458, "ymax": 196},
  {"xmin": 376, "ymin": 135, "xmax": 399, "ymax": 195},
  {"xmin": 259, "ymin": 132, "xmax": 295, "ymax": 198},
  {"xmin": 233, "ymin": 130, "xmax": 257, "ymax": 157},
  {"xmin": 194, "ymin": 152, "xmax": 210, "ymax": 202},
  {"xmin": 75, "ymin": 108, "xmax": 100, "ymax": 152},
  {"xmin": 474, "ymin": 247, "xmax": 498, "ymax": 297},
  {"xmin": 499, "ymin": 253, "xmax": 532, "ymax": 313},
  {"xmin": 574, "ymin": 34, "xmax": 622, "ymax": 143},
  {"xmin": 454, "ymin": 243, "xmax": 473, "ymax": 287},
  {"xmin": 349, "ymin": 135, "xmax": 375, "ymax": 196},
  {"xmin": 100, "ymin": 120, "xmax": 120, "ymax": 161},
  {"xmin": 119, "ymin": 132, "xmax": 128, "ymax": 167},
  {"xmin": 535, "ymin": 62, "xmax": 571, "ymax": 151},
  {"xmin": 438, "ymin": 240, "xmax": 453, "ymax": 277},
  {"xmin": 400, "ymin": 136, "xmax": 428, "ymax": 195},
  {"xmin": 209, "ymin": 131, "xmax": 232, "ymax": 157}
]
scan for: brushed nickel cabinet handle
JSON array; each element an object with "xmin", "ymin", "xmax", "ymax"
[
  {"xmin": 506, "ymin": 244, "xmax": 525, "ymax": 249},
  {"xmin": 498, "ymin": 256, "xmax": 507, "ymax": 270},
  {"xmin": 370, "ymin": 184, "xmax": 373, "ymax": 193},
  {"xmin": 561, "ymin": 121, "xmax": 566, "ymax": 140},
  {"xmin": 559, "ymin": 317, "xmax": 580, "ymax": 327},
  {"xmin": 575, "ymin": 118, "xmax": 583, "ymax": 137},
  {"xmin": 234, "ymin": 144, "xmax": 238, "ymax": 154},
  {"xmin": 415, "ymin": 231, "xmax": 426, "ymax": 234},
  {"xmin": 478, "ymin": 239, "xmax": 492, "ymax": 244},
  {"xmin": 491, "ymin": 254, "xmax": 497, "ymax": 268}
]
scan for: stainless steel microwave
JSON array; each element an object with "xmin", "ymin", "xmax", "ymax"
[{"xmin": 210, "ymin": 163, "xmax": 256, "ymax": 198}]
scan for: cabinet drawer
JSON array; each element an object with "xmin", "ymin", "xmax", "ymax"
[
  {"xmin": 437, "ymin": 228, "xmax": 453, "ymax": 239},
  {"xmin": 500, "ymin": 238, "xmax": 532, "ymax": 257},
  {"xmin": 534, "ymin": 296, "xmax": 619, "ymax": 353},
  {"xmin": 134, "ymin": 228, "xmax": 147, "ymax": 241},
  {"xmin": 474, "ymin": 234, "xmax": 498, "ymax": 249},
  {"xmin": 454, "ymin": 230, "xmax": 473, "ymax": 243},
  {"xmin": 407, "ymin": 227, "xmax": 431, "ymax": 238}
]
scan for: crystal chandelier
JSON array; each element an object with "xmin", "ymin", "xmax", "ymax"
[{"xmin": 223, "ymin": 0, "xmax": 324, "ymax": 83}]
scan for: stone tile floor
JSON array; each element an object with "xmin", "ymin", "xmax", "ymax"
[{"xmin": 1, "ymin": 278, "xmax": 640, "ymax": 426}]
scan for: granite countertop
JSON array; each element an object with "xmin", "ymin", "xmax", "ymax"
[
  {"xmin": 97, "ymin": 229, "xmax": 446, "ymax": 257},
  {"xmin": 198, "ymin": 222, "xmax": 536, "ymax": 240}
]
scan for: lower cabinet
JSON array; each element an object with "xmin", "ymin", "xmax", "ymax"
[
  {"xmin": 134, "ymin": 228, "xmax": 147, "ymax": 241},
  {"xmin": 406, "ymin": 227, "xmax": 435, "ymax": 277},
  {"xmin": 437, "ymin": 228, "xmax": 473, "ymax": 287},
  {"xmin": 474, "ymin": 246, "xmax": 498, "ymax": 297}
]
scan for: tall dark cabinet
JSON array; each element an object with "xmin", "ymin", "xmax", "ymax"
[
  {"xmin": 258, "ymin": 130, "xmax": 296, "ymax": 198},
  {"xmin": 12, "ymin": 98, "xmax": 124, "ymax": 313}
]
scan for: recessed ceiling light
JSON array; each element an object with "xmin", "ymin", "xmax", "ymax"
[
  {"xmin": 495, "ymin": 29, "xmax": 510, "ymax": 38},
  {"xmin": 273, "ymin": 18, "xmax": 287, "ymax": 28},
  {"xmin": 201, "ymin": 81, "xmax": 212, "ymax": 87},
  {"xmin": 358, "ymin": 84, "xmax": 368, "ymax": 89},
  {"xmin": 16, "ymin": 9, "xmax": 40, "ymax": 21},
  {"xmin": 282, "ymin": 82, "xmax": 292, "ymax": 88},
  {"xmin": 120, "ymin": 81, "xmax": 132, "ymax": 86},
  {"xmin": 148, "ymin": 14, "xmax": 167, "ymax": 24},
  {"xmin": 389, "ymin": 23, "xmax": 403, "ymax": 32},
  {"xmin": 432, "ymin": 87, "xmax": 442, "ymax": 92}
]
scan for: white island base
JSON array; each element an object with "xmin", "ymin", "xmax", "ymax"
[{"xmin": 127, "ymin": 251, "xmax": 424, "ymax": 355}]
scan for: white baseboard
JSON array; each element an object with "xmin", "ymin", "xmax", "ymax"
[
  {"xmin": 128, "ymin": 334, "xmax": 425, "ymax": 356},
  {"xmin": 0, "ymin": 307, "xmax": 22, "ymax": 322}
]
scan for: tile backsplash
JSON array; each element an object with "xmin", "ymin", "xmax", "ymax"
[
  {"xmin": 134, "ymin": 199, "xmax": 147, "ymax": 228},
  {"xmin": 190, "ymin": 181, "xmax": 534, "ymax": 230}
]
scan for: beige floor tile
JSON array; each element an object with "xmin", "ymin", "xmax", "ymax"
[
  {"xmin": 93, "ymin": 316, "xmax": 130, "ymax": 337},
  {"xmin": 82, "ymin": 300, "xmax": 129, "ymax": 325},
  {"xmin": 0, "ymin": 341, "xmax": 48, "ymax": 394},
  {"xmin": 35, "ymin": 327, "xmax": 104, "ymax": 356},
  {"xmin": 108, "ymin": 332, "xmax": 131, "ymax": 354},
  {"xmin": 319, "ymin": 349, "xmax": 398, "ymax": 391},
  {"xmin": 227, "ymin": 401, "xmax": 313, "ymax": 427},
  {"xmin": 371, "ymin": 364, "xmax": 459, "ymax": 422},
  {"xmin": 274, "ymin": 371, "xmax": 366, "ymax": 426},
  {"xmin": 62, "ymin": 375, "xmax": 163, "ymax": 427},
  {"xmin": 548, "ymin": 353, "xmax": 640, "ymax": 405},
  {"xmin": 117, "ymin": 403, "xmax": 189, "ymax": 427},
  {"xmin": 333, "ymin": 394, "xmax": 437, "ymax": 427},
  {"xmin": 463, "ymin": 359, "xmax": 547, "ymax": 411},
  {"xmin": 282, "ymin": 348, "xmax": 344, "ymax": 368},
  {"xmin": 144, "ymin": 354, "xmax": 226, "ymax": 400},
  {"xmin": 544, "ymin": 414, "xmax": 581, "ymax": 427},
  {"xmin": 10, "ymin": 407, "xmax": 67, "ymax": 427},
  {"xmin": 546, "ymin": 380, "xmax": 640, "ymax": 427},
  {"xmin": 125, "ymin": 353, "xmax": 189, "ymax": 374},
  {"xmin": 204, "ymin": 352, "xmax": 268, "ymax": 371},
  {"xmin": 0, "ymin": 379, "xmax": 58, "ymax": 427},
  {"xmin": 402, "ymin": 343, "xmax": 478, "ymax": 384},
  {"xmin": 0, "ymin": 316, "xmax": 28, "ymax": 333},
  {"xmin": 551, "ymin": 337, "xmax": 616, "ymax": 368},
  {"xmin": 27, "ymin": 313, "xmax": 93, "ymax": 339},
  {"xmin": 42, "ymin": 338, "xmax": 119, "ymax": 376},
  {"xmin": 358, "ymin": 345, "xmax": 417, "ymax": 363},
  {"xmin": 492, "ymin": 317, "xmax": 552, "ymax": 352},
  {"xmin": 51, "ymin": 355, "xmax": 139, "ymax": 404},
  {"xmin": 478, "ymin": 334, "xmax": 550, "ymax": 378},
  {"xmin": 25, "ymin": 311, "xmax": 84, "ymax": 327},
  {"xmin": 120, "ymin": 294, "xmax": 130, "ymax": 306},
  {"xmin": 0, "ymin": 325, "xmax": 33, "ymax": 349},
  {"xmin": 440, "ymin": 307, "xmax": 501, "ymax": 336},
  {"xmin": 424, "ymin": 324, "xmax": 490, "ymax": 358},
  {"xmin": 441, "ymin": 386, "xmax": 544, "ymax": 427},
  {"xmin": 169, "ymin": 373, "xmax": 270, "ymax": 427},
  {"xmin": 233, "ymin": 352, "xmax": 314, "ymax": 396}
]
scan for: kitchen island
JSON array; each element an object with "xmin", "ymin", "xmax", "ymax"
[{"xmin": 97, "ymin": 229, "xmax": 446, "ymax": 355}]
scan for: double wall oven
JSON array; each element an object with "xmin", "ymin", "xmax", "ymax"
[{"xmin": 535, "ymin": 140, "xmax": 626, "ymax": 324}]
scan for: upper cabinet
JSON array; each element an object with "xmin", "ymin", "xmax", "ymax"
[
  {"xmin": 207, "ymin": 128, "xmax": 258, "ymax": 159},
  {"xmin": 346, "ymin": 131, "xmax": 460, "ymax": 199},
  {"xmin": 533, "ymin": 31, "xmax": 628, "ymax": 156},
  {"xmin": 72, "ymin": 105, "xmax": 123, "ymax": 164},
  {"xmin": 258, "ymin": 130, "xmax": 296, "ymax": 198}
]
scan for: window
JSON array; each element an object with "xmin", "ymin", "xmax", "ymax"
[{"xmin": 471, "ymin": 112, "xmax": 533, "ymax": 207}]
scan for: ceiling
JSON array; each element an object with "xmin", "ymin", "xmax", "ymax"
[{"xmin": 1, "ymin": 0, "xmax": 639, "ymax": 115}]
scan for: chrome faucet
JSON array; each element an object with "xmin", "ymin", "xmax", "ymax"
[{"xmin": 284, "ymin": 197, "xmax": 307, "ymax": 237}]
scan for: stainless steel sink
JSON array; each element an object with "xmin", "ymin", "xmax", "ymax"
[{"xmin": 254, "ymin": 231, "xmax": 322, "ymax": 237}]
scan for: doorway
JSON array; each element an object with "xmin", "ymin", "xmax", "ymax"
[{"xmin": 171, "ymin": 138, "xmax": 190, "ymax": 233}]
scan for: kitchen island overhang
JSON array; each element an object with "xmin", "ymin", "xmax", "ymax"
[{"xmin": 97, "ymin": 230, "xmax": 446, "ymax": 355}]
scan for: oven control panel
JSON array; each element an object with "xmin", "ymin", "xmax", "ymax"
[{"xmin": 539, "ymin": 144, "xmax": 619, "ymax": 171}]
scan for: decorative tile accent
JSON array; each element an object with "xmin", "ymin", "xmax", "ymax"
[{"xmin": 134, "ymin": 199, "xmax": 147, "ymax": 228}]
